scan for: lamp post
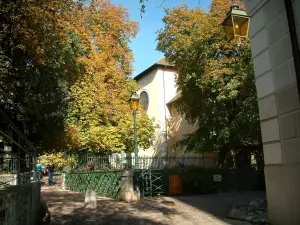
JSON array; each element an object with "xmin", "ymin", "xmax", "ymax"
[
  {"xmin": 129, "ymin": 92, "xmax": 140, "ymax": 169},
  {"xmin": 221, "ymin": 4, "xmax": 250, "ymax": 45}
]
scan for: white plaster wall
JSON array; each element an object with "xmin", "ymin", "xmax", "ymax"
[
  {"xmin": 136, "ymin": 68, "xmax": 178, "ymax": 156},
  {"xmin": 136, "ymin": 69, "xmax": 160, "ymax": 125},
  {"xmin": 156, "ymin": 69, "xmax": 178, "ymax": 128}
]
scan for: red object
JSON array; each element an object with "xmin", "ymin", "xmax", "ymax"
[{"xmin": 169, "ymin": 175, "xmax": 182, "ymax": 195}]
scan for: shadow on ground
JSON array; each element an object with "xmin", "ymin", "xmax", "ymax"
[
  {"xmin": 172, "ymin": 191, "xmax": 266, "ymax": 219},
  {"xmin": 42, "ymin": 187, "xmax": 175, "ymax": 225},
  {"xmin": 42, "ymin": 184, "xmax": 265, "ymax": 225}
]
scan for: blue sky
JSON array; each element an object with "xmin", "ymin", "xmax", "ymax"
[{"xmin": 112, "ymin": 0, "xmax": 212, "ymax": 78}]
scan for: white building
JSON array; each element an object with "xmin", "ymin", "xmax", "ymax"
[{"xmin": 134, "ymin": 58, "xmax": 218, "ymax": 166}]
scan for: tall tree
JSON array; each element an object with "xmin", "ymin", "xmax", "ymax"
[
  {"xmin": 0, "ymin": 0, "xmax": 83, "ymax": 151},
  {"xmin": 157, "ymin": 0, "xmax": 262, "ymax": 167},
  {"xmin": 64, "ymin": 0, "xmax": 154, "ymax": 154},
  {"xmin": 0, "ymin": 0, "xmax": 155, "ymax": 154}
]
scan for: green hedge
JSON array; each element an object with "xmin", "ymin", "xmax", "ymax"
[{"xmin": 65, "ymin": 171, "xmax": 121, "ymax": 199}]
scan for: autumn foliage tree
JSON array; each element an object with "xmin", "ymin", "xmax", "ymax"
[
  {"xmin": 0, "ymin": 0, "xmax": 154, "ymax": 154},
  {"xmin": 157, "ymin": 0, "xmax": 263, "ymax": 167}
]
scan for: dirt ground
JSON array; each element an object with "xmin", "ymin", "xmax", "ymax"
[{"xmin": 41, "ymin": 182, "xmax": 264, "ymax": 225}]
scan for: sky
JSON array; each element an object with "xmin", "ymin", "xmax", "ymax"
[{"xmin": 112, "ymin": 0, "xmax": 212, "ymax": 78}]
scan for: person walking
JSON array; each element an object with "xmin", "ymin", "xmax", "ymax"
[
  {"xmin": 36, "ymin": 160, "xmax": 43, "ymax": 181},
  {"xmin": 46, "ymin": 161, "xmax": 55, "ymax": 186}
]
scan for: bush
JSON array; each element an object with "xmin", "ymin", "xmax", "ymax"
[
  {"xmin": 39, "ymin": 153, "xmax": 75, "ymax": 172},
  {"xmin": 65, "ymin": 171, "xmax": 121, "ymax": 199}
]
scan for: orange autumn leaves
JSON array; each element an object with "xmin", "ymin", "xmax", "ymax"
[{"xmin": 63, "ymin": 1, "xmax": 154, "ymax": 153}]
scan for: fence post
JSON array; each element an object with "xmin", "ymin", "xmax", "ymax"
[
  {"xmin": 120, "ymin": 170, "xmax": 139, "ymax": 202},
  {"xmin": 61, "ymin": 173, "xmax": 65, "ymax": 190},
  {"xmin": 17, "ymin": 136, "xmax": 21, "ymax": 185}
]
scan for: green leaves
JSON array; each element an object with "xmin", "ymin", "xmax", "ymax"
[
  {"xmin": 0, "ymin": 0, "xmax": 154, "ymax": 155},
  {"xmin": 157, "ymin": 0, "xmax": 262, "ymax": 164}
]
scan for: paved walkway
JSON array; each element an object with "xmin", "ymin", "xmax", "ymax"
[{"xmin": 41, "ymin": 185, "xmax": 265, "ymax": 225}]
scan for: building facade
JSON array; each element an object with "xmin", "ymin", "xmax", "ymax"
[
  {"xmin": 134, "ymin": 58, "xmax": 218, "ymax": 165},
  {"xmin": 245, "ymin": 0, "xmax": 300, "ymax": 224}
]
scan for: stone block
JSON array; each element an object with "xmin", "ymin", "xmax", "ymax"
[
  {"xmin": 253, "ymin": 50, "xmax": 272, "ymax": 77},
  {"xmin": 273, "ymin": 58, "xmax": 297, "ymax": 92},
  {"xmin": 265, "ymin": 164, "xmax": 300, "ymax": 225},
  {"xmin": 255, "ymin": 71, "xmax": 274, "ymax": 98},
  {"xmin": 296, "ymin": 111, "xmax": 300, "ymax": 137},
  {"xmin": 282, "ymin": 138, "xmax": 300, "ymax": 163},
  {"xmin": 279, "ymin": 113, "xmax": 297, "ymax": 139},
  {"xmin": 263, "ymin": 0, "xmax": 285, "ymax": 23},
  {"xmin": 258, "ymin": 94, "xmax": 277, "ymax": 120},
  {"xmin": 274, "ymin": 61, "xmax": 291, "ymax": 91},
  {"xmin": 84, "ymin": 190, "xmax": 97, "ymax": 209},
  {"xmin": 281, "ymin": 11, "xmax": 290, "ymax": 35},
  {"xmin": 249, "ymin": 8, "xmax": 266, "ymax": 37},
  {"xmin": 276, "ymin": 83, "xmax": 300, "ymax": 115},
  {"xmin": 260, "ymin": 118, "xmax": 280, "ymax": 142},
  {"xmin": 266, "ymin": 15, "xmax": 284, "ymax": 45},
  {"xmin": 289, "ymin": 58, "xmax": 297, "ymax": 83},
  {"xmin": 269, "ymin": 34, "xmax": 293, "ymax": 67},
  {"xmin": 251, "ymin": 28, "xmax": 269, "ymax": 57},
  {"xmin": 263, "ymin": 142, "xmax": 282, "ymax": 165},
  {"xmin": 122, "ymin": 190, "xmax": 139, "ymax": 203}
]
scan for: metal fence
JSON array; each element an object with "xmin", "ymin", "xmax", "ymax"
[
  {"xmin": 71, "ymin": 154, "xmax": 218, "ymax": 171},
  {"xmin": 0, "ymin": 109, "xmax": 37, "ymax": 186}
]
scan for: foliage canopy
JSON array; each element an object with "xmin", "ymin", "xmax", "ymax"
[
  {"xmin": 0, "ymin": 0, "xmax": 154, "ymax": 154},
  {"xmin": 157, "ymin": 0, "xmax": 262, "ymax": 166}
]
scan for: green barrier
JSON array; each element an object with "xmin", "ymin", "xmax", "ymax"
[{"xmin": 65, "ymin": 171, "xmax": 121, "ymax": 199}]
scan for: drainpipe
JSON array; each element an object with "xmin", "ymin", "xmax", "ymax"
[
  {"xmin": 284, "ymin": 0, "xmax": 300, "ymax": 99},
  {"xmin": 162, "ymin": 67, "xmax": 169, "ymax": 158}
]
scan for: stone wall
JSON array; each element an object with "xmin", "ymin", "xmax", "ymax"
[
  {"xmin": 0, "ymin": 182, "xmax": 41, "ymax": 225},
  {"xmin": 245, "ymin": 0, "xmax": 300, "ymax": 224}
]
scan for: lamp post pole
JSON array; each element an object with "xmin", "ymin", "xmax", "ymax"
[
  {"xmin": 129, "ymin": 92, "xmax": 140, "ymax": 170},
  {"xmin": 133, "ymin": 109, "xmax": 138, "ymax": 169}
]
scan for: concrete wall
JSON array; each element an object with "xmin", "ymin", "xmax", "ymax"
[
  {"xmin": 245, "ymin": 0, "xmax": 300, "ymax": 224},
  {"xmin": 0, "ymin": 182, "xmax": 41, "ymax": 225}
]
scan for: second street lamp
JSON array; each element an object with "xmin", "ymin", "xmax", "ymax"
[{"xmin": 129, "ymin": 92, "xmax": 140, "ymax": 169}]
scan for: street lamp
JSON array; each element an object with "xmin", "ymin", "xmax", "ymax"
[
  {"xmin": 129, "ymin": 92, "xmax": 140, "ymax": 169},
  {"xmin": 221, "ymin": 4, "xmax": 250, "ymax": 45}
]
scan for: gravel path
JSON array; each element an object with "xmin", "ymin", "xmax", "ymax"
[{"xmin": 41, "ymin": 185, "xmax": 264, "ymax": 225}]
